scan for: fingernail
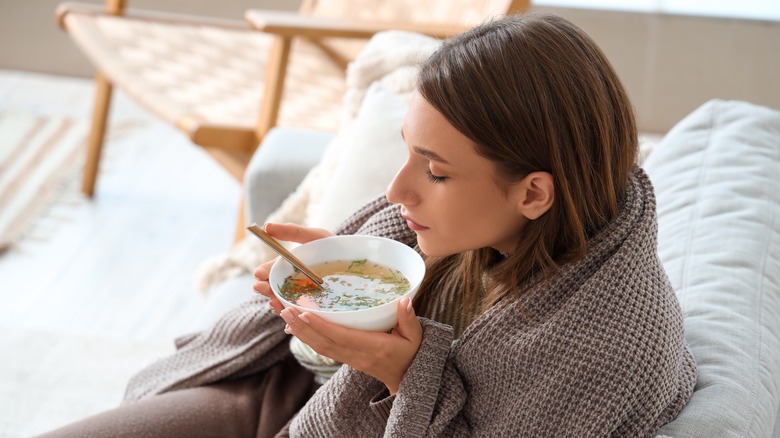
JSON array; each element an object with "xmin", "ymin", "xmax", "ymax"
[
  {"xmin": 405, "ymin": 297, "xmax": 413, "ymax": 313},
  {"xmin": 284, "ymin": 324, "xmax": 292, "ymax": 334},
  {"xmin": 280, "ymin": 309, "xmax": 294, "ymax": 324},
  {"xmin": 298, "ymin": 313, "xmax": 310, "ymax": 324}
]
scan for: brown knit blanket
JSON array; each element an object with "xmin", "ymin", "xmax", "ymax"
[
  {"xmin": 124, "ymin": 169, "xmax": 695, "ymax": 437},
  {"xmin": 290, "ymin": 168, "xmax": 696, "ymax": 437}
]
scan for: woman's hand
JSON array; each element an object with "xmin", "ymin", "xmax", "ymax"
[
  {"xmin": 279, "ymin": 296, "xmax": 423, "ymax": 395},
  {"xmin": 252, "ymin": 223, "xmax": 333, "ymax": 315}
]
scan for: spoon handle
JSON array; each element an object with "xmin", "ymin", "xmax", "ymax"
[{"xmin": 246, "ymin": 223, "xmax": 324, "ymax": 285}]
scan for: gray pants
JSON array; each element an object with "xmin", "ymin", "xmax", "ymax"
[{"xmin": 34, "ymin": 355, "xmax": 318, "ymax": 438}]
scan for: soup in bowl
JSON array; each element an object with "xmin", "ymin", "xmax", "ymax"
[{"xmin": 269, "ymin": 235, "xmax": 425, "ymax": 331}]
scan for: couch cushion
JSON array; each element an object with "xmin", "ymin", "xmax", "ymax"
[
  {"xmin": 305, "ymin": 81, "xmax": 409, "ymax": 230},
  {"xmin": 299, "ymin": 30, "xmax": 441, "ymax": 230},
  {"xmin": 244, "ymin": 128, "xmax": 332, "ymax": 225},
  {"xmin": 643, "ymin": 99, "xmax": 780, "ymax": 437}
]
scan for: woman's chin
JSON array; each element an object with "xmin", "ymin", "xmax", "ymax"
[
  {"xmin": 416, "ymin": 239, "xmax": 437, "ymax": 257},
  {"xmin": 417, "ymin": 239, "xmax": 458, "ymax": 258}
]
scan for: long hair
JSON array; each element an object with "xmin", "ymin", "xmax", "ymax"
[{"xmin": 413, "ymin": 13, "xmax": 638, "ymax": 321}]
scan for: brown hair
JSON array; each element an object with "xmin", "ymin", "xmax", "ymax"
[{"xmin": 413, "ymin": 13, "xmax": 638, "ymax": 320}]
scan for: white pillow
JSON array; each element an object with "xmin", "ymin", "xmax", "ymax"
[
  {"xmin": 643, "ymin": 100, "xmax": 780, "ymax": 437},
  {"xmin": 305, "ymin": 82, "xmax": 409, "ymax": 230}
]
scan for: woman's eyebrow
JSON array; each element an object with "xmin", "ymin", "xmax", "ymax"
[
  {"xmin": 400, "ymin": 128, "xmax": 451, "ymax": 164},
  {"xmin": 413, "ymin": 147, "xmax": 450, "ymax": 164}
]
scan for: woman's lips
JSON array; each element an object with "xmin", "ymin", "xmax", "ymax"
[{"xmin": 402, "ymin": 213, "xmax": 429, "ymax": 231}]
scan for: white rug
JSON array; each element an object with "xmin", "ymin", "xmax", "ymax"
[
  {"xmin": 0, "ymin": 112, "xmax": 88, "ymax": 253},
  {"xmin": 0, "ymin": 111, "xmax": 142, "ymax": 254},
  {"xmin": 0, "ymin": 326, "xmax": 172, "ymax": 437}
]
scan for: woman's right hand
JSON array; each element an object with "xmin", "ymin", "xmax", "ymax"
[{"xmin": 252, "ymin": 223, "xmax": 333, "ymax": 315}]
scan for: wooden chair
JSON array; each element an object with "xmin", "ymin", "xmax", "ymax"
[{"xmin": 55, "ymin": 0, "xmax": 530, "ymax": 241}]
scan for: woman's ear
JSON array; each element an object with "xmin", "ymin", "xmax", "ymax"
[{"xmin": 516, "ymin": 171, "xmax": 554, "ymax": 220}]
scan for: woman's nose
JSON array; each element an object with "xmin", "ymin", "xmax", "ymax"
[{"xmin": 386, "ymin": 162, "xmax": 417, "ymax": 206}]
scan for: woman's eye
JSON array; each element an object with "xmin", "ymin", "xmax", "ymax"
[{"xmin": 426, "ymin": 169, "xmax": 447, "ymax": 183}]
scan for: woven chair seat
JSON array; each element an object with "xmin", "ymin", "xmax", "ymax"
[{"xmin": 65, "ymin": 14, "xmax": 346, "ymax": 141}]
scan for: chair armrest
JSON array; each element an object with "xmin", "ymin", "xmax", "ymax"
[
  {"xmin": 245, "ymin": 9, "xmax": 469, "ymax": 40},
  {"xmin": 56, "ymin": 2, "xmax": 248, "ymax": 31}
]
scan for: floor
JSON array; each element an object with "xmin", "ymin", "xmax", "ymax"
[
  {"xmin": 0, "ymin": 69, "xmax": 263, "ymax": 436},
  {"xmin": 0, "ymin": 69, "xmax": 245, "ymax": 343}
]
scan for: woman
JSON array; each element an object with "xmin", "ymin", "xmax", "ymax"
[
  {"xmin": 259, "ymin": 12, "xmax": 696, "ymax": 436},
  {"xmin": 38, "ymin": 13, "xmax": 695, "ymax": 437}
]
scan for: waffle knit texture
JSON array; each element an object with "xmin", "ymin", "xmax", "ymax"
[
  {"xmin": 123, "ymin": 169, "xmax": 696, "ymax": 437},
  {"xmin": 290, "ymin": 168, "xmax": 696, "ymax": 437}
]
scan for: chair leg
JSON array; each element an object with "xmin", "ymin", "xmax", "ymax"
[
  {"xmin": 82, "ymin": 71, "xmax": 114, "ymax": 197},
  {"xmin": 233, "ymin": 196, "xmax": 247, "ymax": 244},
  {"xmin": 256, "ymin": 35, "xmax": 292, "ymax": 140}
]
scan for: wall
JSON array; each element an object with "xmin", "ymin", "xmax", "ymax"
[
  {"xmin": 1, "ymin": 1, "xmax": 777, "ymax": 132},
  {"xmin": 537, "ymin": 6, "xmax": 780, "ymax": 132}
]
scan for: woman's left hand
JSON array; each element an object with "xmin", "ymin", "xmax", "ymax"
[{"xmin": 279, "ymin": 296, "xmax": 423, "ymax": 395}]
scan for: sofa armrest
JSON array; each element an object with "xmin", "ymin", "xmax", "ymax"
[{"xmin": 244, "ymin": 127, "xmax": 333, "ymax": 226}]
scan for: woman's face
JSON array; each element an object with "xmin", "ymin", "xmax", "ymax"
[{"xmin": 386, "ymin": 92, "xmax": 528, "ymax": 257}]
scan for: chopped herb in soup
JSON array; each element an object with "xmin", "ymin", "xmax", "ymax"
[{"xmin": 278, "ymin": 259, "xmax": 411, "ymax": 311}]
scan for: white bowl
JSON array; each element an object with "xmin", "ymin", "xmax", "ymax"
[{"xmin": 269, "ymin": 235, "xmax": 425, "ymax": 331}]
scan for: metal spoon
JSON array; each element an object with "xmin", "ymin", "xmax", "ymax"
[{"xmin": 246, "ymin": 223, "xmax": 324, "ymax": 285}]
